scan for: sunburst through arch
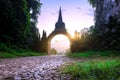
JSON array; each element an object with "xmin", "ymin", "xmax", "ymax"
[{"xmin": 50, "ymin": 34, "xmax": 70, "ymax": 54}]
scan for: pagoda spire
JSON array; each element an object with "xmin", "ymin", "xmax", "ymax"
[
  {"xmin": 55, "ymin": 7, "xmax": 66, "ymax": 31},
  {"xmin": 58, "ymin": 7, "xmax": 63, "ymax": 22}
]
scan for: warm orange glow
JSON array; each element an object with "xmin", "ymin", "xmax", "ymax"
[
  {"xmin": 51, "ymin": 35, "xmax": 70, "ymax": 53},
  {"xmin": 72, "ymin": 31, "xmax": 81, "ymax": 40}
]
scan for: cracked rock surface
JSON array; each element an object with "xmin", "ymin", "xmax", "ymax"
[{"xmin": 0, "ymin": 55, "xmax": 74, "ymax": 80}]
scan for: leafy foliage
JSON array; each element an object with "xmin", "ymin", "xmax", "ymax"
[
  {"xmin": 0, "ymin": 0, "xmax": 42, "ymax": 52},
  {"xmin": 88, "ymin": 0, "xmax": 97, "ymax": 8},
  {"xmin": 71, "ymin": 26, "xmax": 97, "ymax": 52},
  {"xmin": 0, "ymin": 0, "xmax": 30, "ymax": 47},
  {"xmin": 94, "ymin": 15, "xmax": 120, "ymax": 50},
  {"xmin": 26, "ymin": 0, "xmax": 42, "ymax": 23},
  {"xmin": 26, "ymin": 0, "xmax": 42, "ymax": 51}
]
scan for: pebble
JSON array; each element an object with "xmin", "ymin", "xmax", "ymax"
[{"xmin": 0, "ymin": 55, "xmax": 73, "ymax": 80}]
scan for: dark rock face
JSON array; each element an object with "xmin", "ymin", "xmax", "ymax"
[
  {"xmin": 94, "ymin": 0, "xmax": 120, "ymax": 50},
  {"xmin": 95, "ymin": 0, "xmax": 120, "ymax": 28}
]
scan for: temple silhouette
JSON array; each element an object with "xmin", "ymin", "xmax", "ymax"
[
  {"xmin": 55, "ymin": 7, "xmax": 66, "ymax": 32},
  {"xmin": 47, "ymin": 7, "xmax": 72, "ymax": 54}
]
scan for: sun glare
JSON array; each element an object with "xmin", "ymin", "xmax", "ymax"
[{"xmin": 51, "ymin": 35, "xmax": 70, "ymax": 53}]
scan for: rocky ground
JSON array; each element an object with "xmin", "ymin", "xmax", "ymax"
[{"xmin": 0, "ymin": 55, "xmax": 77, "ymax": 80}]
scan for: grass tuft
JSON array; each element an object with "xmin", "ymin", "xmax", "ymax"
[
  {"xmin": 0, "ymin": 51, "xmax": 47, "ymax": 58},
  {"xmin": 67, "ymin": 51, "xmax": 120, "ymax": 58},
  {"xmin": 62, "ymin": 59, "xmax": 120, "ymax": 80}
]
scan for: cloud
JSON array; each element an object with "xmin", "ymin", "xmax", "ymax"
[{"xmin": 76, "ymin": 7, "xmax": 81, "ymax": 11}]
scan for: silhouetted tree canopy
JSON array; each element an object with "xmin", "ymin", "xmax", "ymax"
[
  {"xmin": 26, "ymin": 0, "xmax": 42, "ymax": 23},
  {"xmin": 40, "ymin": 30, "xmax": 48, "ymax": 53},
  {"xmin": 88, "ymin": 0, "xmax": 97, "ymax": 8},
  {"xmin": 0, "ymin": 0, "xmax": 42, "ymax": 50},
  {"xmin": 0, "ymin": 0, "xmax": 30, "ymax": 46}
]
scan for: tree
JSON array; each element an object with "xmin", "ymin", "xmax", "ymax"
[
  {"xmin": 0, "ymin": 0, "xmax": 30, "ymax": 47},
  {"xmin": 101, "ymin": 15, "xmax": 120, "ymax": 50},
  {"xmin": 71, "ymin": 31, "xmax": 81, "ymax": 52},
  {"xmin": 26, "ymin": 0, "xmax": 42, "ymax": 23},
  {"xmin": 40, "ymin": 30, "xmax": 48, "ymax": 52},
  {"xmin": 71, "ymin": 27, "xmax": 97, "ymax": 52},
  {"xmin": 26, "ymin": 0, "xmax": 42, "ymax": 51},
  {"xmin": 0, "ymin": 0, "xmax": 42, "ymax": 50},
  {"xmin": 88, "ymin": 0, "xmax": 97, "ymax": 8}
]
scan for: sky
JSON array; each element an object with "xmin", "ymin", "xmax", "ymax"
[
  {"xmin": 37, "ymin": 0, "xmax": 94, "ymax": 52},
  {"xmin": 37, "ymin": 0, "xmax": 94, "ymax": 36}
]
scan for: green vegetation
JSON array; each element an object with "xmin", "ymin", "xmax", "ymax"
[
  {"xmin": 50, "ymin": 48, "xmax": 58, "ymax": 54},
  {"xmin": 88, "ymin": 0, "xmax": 96, "ymax": 8},
  {"xmin": 62, "ymin": 59, "xmax": 120, "ymax": 80},
  {"xmin": 0, "ymin": 0, "xmax": 43, "ymax": 52},
  {"xmin": 0, "ymin": 43, "xmax": 46, "ymax": 58},
  {"xmin": 64, "ymin": 51, "xmax": 120, "ymax": 80},
  {"xmin": 71, "ymin": 15, "xmax": 120, "ymax": 52},
  {"xmin": 0, "ymin": 49, "xmax": 46, "ymax": 59},
  {"xmin": 67, "ymin": 51, "xmax": 120, "ymax": 58}
]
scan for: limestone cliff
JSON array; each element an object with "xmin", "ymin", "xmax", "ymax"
[{"xmin": 95, "ymin": 0, "xmax": 120, "ymax": 28}]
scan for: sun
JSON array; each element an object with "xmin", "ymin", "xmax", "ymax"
[{"xmin": 51, "ymin": 34, "xmax": 70, "ymax": 53}]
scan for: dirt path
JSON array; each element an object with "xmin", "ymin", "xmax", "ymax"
[{"xmin": 0, "ymin": 55, "xmax": 76, "ymax": 80}]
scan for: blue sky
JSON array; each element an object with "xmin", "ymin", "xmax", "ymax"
[{"xmin": 37, "ymin": 0, "xmax": 94, "ymax": 36}]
